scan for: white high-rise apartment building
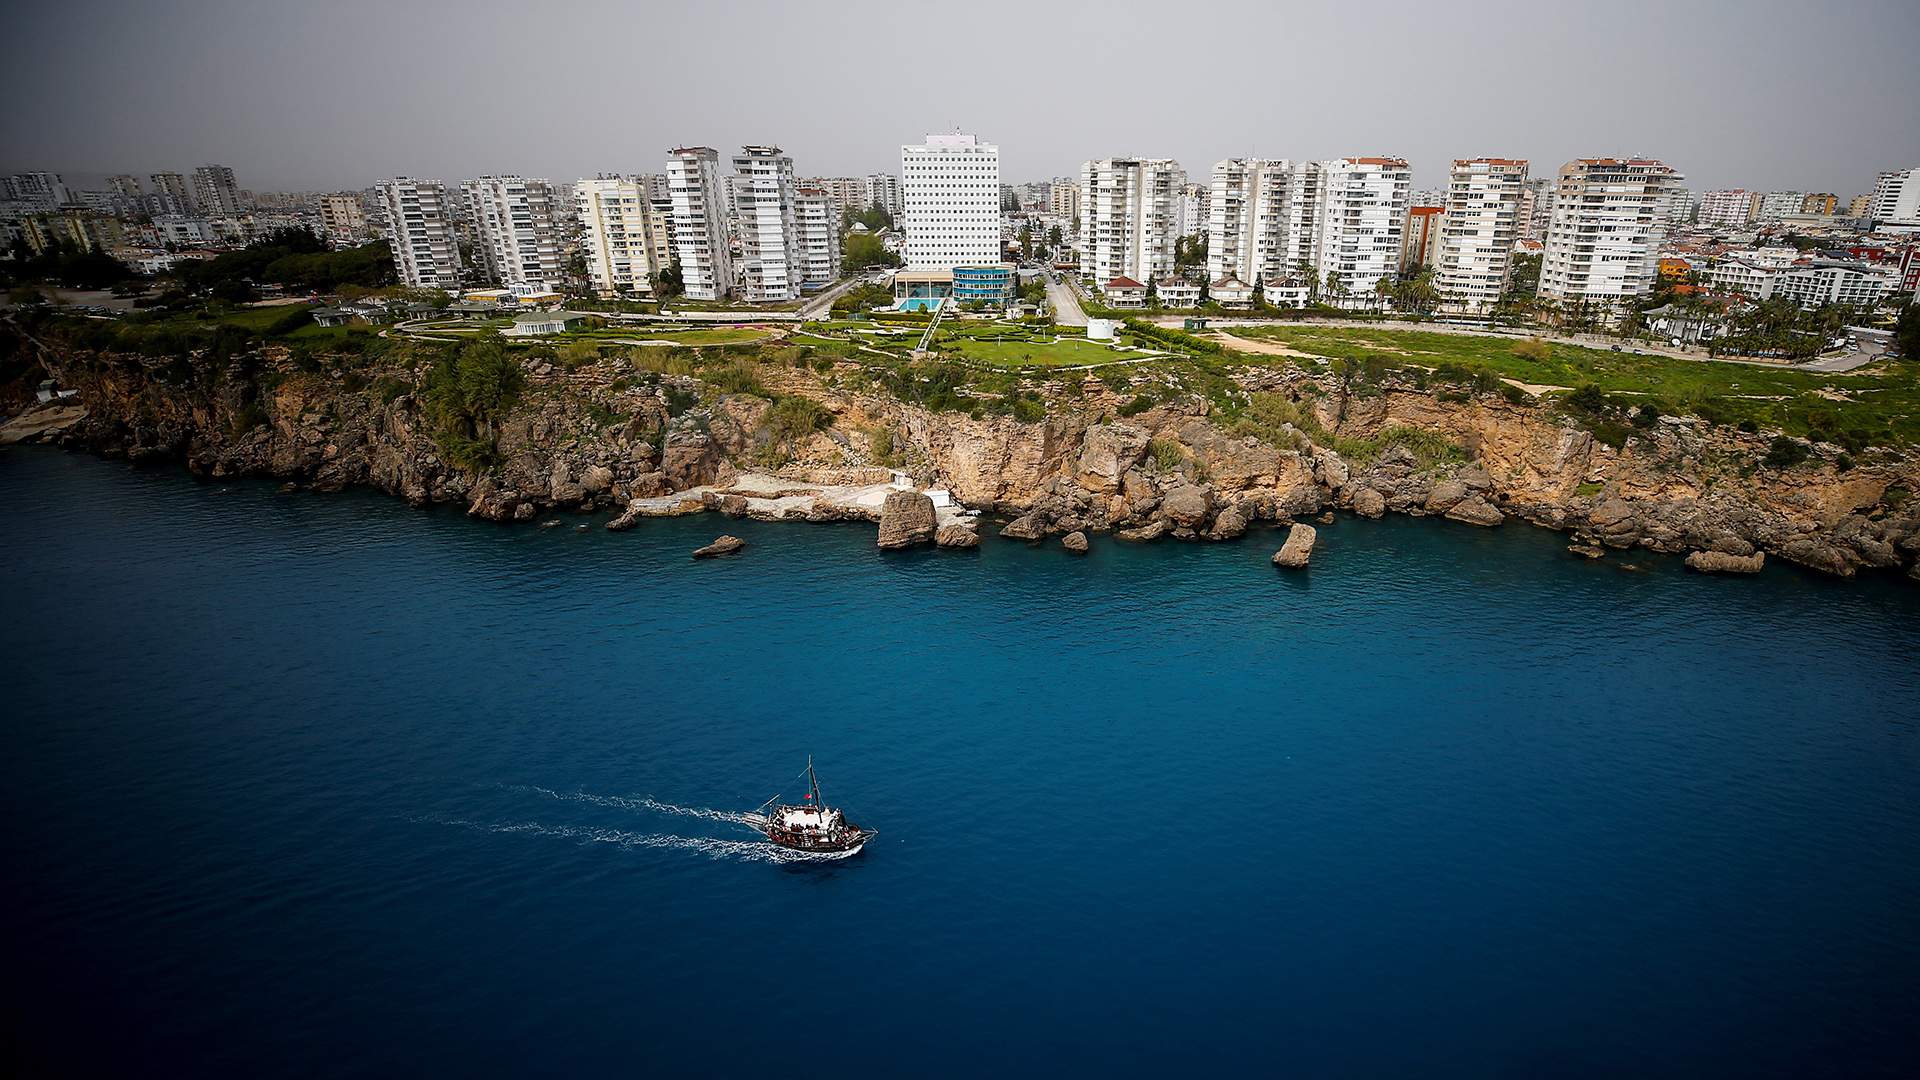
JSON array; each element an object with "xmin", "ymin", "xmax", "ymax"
[
  {"xmin": 1871, "ymin": 166, "xmax": 1920, "ymax": 225},
  {"xmin": 1206, "ymin": 158, "xmax": 1304, "ymax": 287},
  {"xmin": 795, "ymin": 189, "xmax": 842, "ymax": 288},
  {"xmin": 1538, "ymin": 157, "xmax": 1684, "ymax": 307},
  {"xmin": 1667, "ymin": 187, "xmax": 1700, "ymax": 226},
  {"xmin": 900, "ymin": 133, "xmax": 1000, "ymax": 271},
  {"xmin": 319, "ymin": 193, "xmax": 369, "ymax": 246},
  {"xmin": 732, "ymin": 146, "xmax": 805, "ymax": 302},
  {"xmin": 1518, "ymin": 177, "xmax": 1554, "ymax": 240},
  {"xmin": 1079, "ymin": 158, "xmax": 1185, "ymax": 290},
  {"xmin": 666, "ymin": 147, "xmax": 734, "ymax": 300},
  {"xmin": 1756, "ymin": 190, "xmax": 1806, "ymax": 222},
  {"xmin": 864, "ymin": 173, "xmax": 902, "ymax": 217},
  {"xmin": 191, "ymin": 164, "xmax": 240, "ymax": 216},
  {"xmin": 576, "ymin": 175, "xmax": 671, "ymax": 297},
  {"xmin": 377, "ymin": 178, "xmax": 463, "ymax": 290},
  {"xmin": 462, "ymin": 175, "xmax": 564, "ymax": 291},
  {"xmin": 1435, "ymin": 158, "xmax": 1527, "ymax": 313},
  {"xmin": 1315, "ymin": 158, "xmax": 1412, "ymax": 304},
  {"xmin": 1178, "ymin": 183, "xmax": 1209, "ymax": 241},
  {"xmin": 149, "ymin": 171, "xmax": 191, "ymax": 215},
  {"xmin": 800, "ymin": 176, "xmax": 867, "ymax": 219},
  {"xmin": 1699, "ymin": 189, "xmax": 1758, "ymax": 229}
]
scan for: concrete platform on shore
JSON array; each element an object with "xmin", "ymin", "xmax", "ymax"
[{"xmin": 621, "ymin": 471, "xmax": 975, "ymax": 528}]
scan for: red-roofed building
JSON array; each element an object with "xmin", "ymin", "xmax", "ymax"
[{"xmin": 1104, "ymin": 276, "xmax": 1146, "ymax": 307}]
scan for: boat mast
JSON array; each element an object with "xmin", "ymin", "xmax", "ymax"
[{"xmin": 807, "ymin": 754, "xmax": 822, "ymax": 808}]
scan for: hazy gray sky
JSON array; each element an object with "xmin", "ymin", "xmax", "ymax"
[{"xmin": 4, "ymin": 0, "xmax": 1916, "ymax": 196}]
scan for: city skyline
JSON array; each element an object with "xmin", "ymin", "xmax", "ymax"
[{"xmin": 3, "ymin": 0, "xmax": 1916, "ymax": 197}]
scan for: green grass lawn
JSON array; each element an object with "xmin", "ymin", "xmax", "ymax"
[
  {"xmin": 1230, "ymin": 325, "xmax": 1920, "ymax": 447},
  {"xmin": 941, "ymin": 333, "xmax": 1151, "ymax": 367}
]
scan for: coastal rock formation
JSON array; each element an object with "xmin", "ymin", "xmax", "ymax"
[
  {"xmin": 1351, "ymin": 487, "xmax": 1386, "ymax": 519},
  {"xmin": 692, "ymin": 535, "xmax": 745, "ymax": 559},
  {"xmin": 1062, "ymin": 531, "xmax": 1089, "ymax": 552},
  {"xmin": 1160, "ymin": 484, "xmax": 1212, "ymax": 529},
  {"xmin": 1445, "ymin": 496, "xmax": 1505, "ymax": 527},
  {"xmin": 15, "ymin": 317, "xmax": 1919, "ymax": 585},
  {"xmin": 1000, "ymin": 512, "xmax": 1048, "ymax": 541},
  {"xmin": 1686, "ymin": 549, "xmax": 1766, "ymax": 574},
  {"xmin": 1272, "ymin": 523, "xmax": 1317, "ymax": 568},
  {"xmin": 876, "ymin": 490, "xmax": 937, "ymax": 549},
  {"xmin": 935, "ymin": 523, "xmax": 979, "ymax": 548}
]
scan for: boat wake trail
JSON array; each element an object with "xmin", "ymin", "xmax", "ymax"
[
  {"xmin": 419, "ymin": 817, "xmax": 854, "ymax": 863},
  {"xmin": 506, "ymin": 785, "xmax": 769, "ymax": 829}
]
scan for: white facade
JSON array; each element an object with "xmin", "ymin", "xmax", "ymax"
[
  {"xmin": 463, "ymin": 175, "xmax": 564, "ymax": 291},
  {"xmin": 1773, "ymin": 260, "xmax": 1899, "ymax": 308},
  {"xmin": 732, "ymin": 146, "xmax": 805, "ymax": 302},
  {"xmin": 864, "ymin": 173, "xmax": 902, "ymax": 217},
  {"xmin": 191, "ymin": 164, "xmax": 240, "ymax": 216},
  {"xmin": 1206, "ymin": 158, "xmax": 1322, "ymax": 289},
  {"xmin": 377, "ymin": 178, "xmax": 463, "ymax": 290},
  {"xmin": 1872, "ymin": 166, "xmax": 1920, "ymax": 225},
  {"xmin": 901, "ymin": 132, "xmax": 1000, "ymax": 270},
  {"xmin": 1518, "ymin": 177, "xmax": 1554, "ymax": 240},
  {"xmin": 148, "ymin": 172, "xmax": 191, "ymax": 216},
  {"xmin": 1315, "ymin": 158, "xmax": 1412, "ymax": 305},
  {"xmin": 1666, "ymin": 188, "xmax": 1699, "ymax": 226},
  {"xmin": 1699, "ymin": 189, "xmax": 1758, "ymax": 229},
  {"xmin": 794, "ymin": 189, "xmax": 842, "ymax": 288},
  {"xmin": 1079, "ymin": 158, "xmax": 1185, "ymax": 291},
  {"xmin": 1538, "ymin": 158, "xmax": 1684, "ymax": 306},
  {"xmin": 1756, "ymin": 190, "xmax": 1806, "ymax": 222},
  {"xmin": 576, "ymin": 175, "xmax": 670, "ymax": 297},
  {"xmin": 666, "ymin": 147, "xmax": 734, "ymax": 301},
  {"xmin": 1435, "ymin": 158, "xmax": 1527, "ymax": 313}
]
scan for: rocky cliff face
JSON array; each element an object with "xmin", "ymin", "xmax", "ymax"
[{"xmin": 12, "ymin": 331, "xmax": 1920, "ymax": 583}]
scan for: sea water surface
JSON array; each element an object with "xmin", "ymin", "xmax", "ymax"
[{"xmin": 3, "ymin": 447, "xmax": 1918, "ymax": 1078}]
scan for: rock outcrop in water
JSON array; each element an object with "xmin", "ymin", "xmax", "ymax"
[
  {"xmin": 692, "ymin": 535, "xmax": 745, "ymax": 559},
  {"xmin": 1272, "ymin": 523, "xmax": 1317, "ymax": 568},
  {"xmin": 875, "ymin": 490, "xmax": 936, "ymax": 549},
  {"xmin": 7, "ymin": 317, "xmax": 1918, "ymax": 584}
]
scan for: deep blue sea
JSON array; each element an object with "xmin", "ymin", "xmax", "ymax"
[{"xmin": 4, "ymin": 447, "xmax": 1919, "ymax": 1078}]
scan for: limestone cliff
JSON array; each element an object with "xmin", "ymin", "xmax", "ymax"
[{"xmin": 7, "ymin": 327, "xmax": 1917, "ymax": 583}]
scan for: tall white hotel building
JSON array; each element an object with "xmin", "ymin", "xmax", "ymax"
[
  {"xmin": 1205, "ymin": 157, "xmax": 1409, "ymax": 303},
  {"xmin": 1538, "ymin": 158, "xmax": 1684, "ymax": 308},
  {"xmin": 1434, "ymin": 158, "xmax": 1527, "ymax": 313},
  {"xmin": 666, "ymin": 147, "xmax": 735, "ymax": 300},
  {"xmin": 900, "ymin": 132, "xmax": 1000, "ymax": 270},
  {"xmin": 377, "ymin": 177, "xmax": 463, "ymax": 290},
  {"xmin": 1079, "ymin": 157, "xmax": 1185, "ymax": 290}
]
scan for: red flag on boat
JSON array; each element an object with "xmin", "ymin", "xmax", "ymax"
[{"xmin": 804, "ymin": 793, "xmax": 813, "ymax": 799}]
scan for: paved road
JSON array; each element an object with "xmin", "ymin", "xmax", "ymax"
[
  {"xmin": 797, "ymin": 274, "xmax": 877, "ymax": 320},
  {"xmin": 1044, "ymin": 272, "xmax": 1087, "ymax": 327},
  {"xmin": 1802, "ymin": 328, "xmax": 1893, "ymax": 373}
]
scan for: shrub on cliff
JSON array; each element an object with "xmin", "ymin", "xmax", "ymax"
[{"xmin": 1764, "ymin": 435, "xmax": 1809, "ymax": 469}]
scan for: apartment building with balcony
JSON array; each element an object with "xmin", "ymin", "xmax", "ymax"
[
  {"xmin": 576, "ymin": 174, "xmax": 671, "ymax": 297},
  {"xmin": 1755, "ymin": 190, "xmax": 1807, "ymax": 222},
  {"xmin": 666, "ymin": 147, "xmax": 734, "ymax": 300},
  {"xmin": 1537, "ymin": 158, "xmax": 1684, "ymax": 309},
  {"xmin": 1698, "ymin": 188, "xmax": 1758, "ymax": 229},
  {"xmin": 901, "ymin": 133, "xmax": 1000, "ymax": 271},
  {"xmin": 795, "ymin": 188, "xmax": 842, "ymax": 288},
  {"xmin": 1434, "ymin": 158, "xmax": 1526, "ymax": 313},
  {"xmin": 865, "ymin": 172, "xmax": 902, "ymax": 217},
  {"xmin": 462, "ymin": 175, "xmax": 564, "ymax": 292},
  {"xmin": 1079, "ymin": 157, "xmax": 1185, "ymax": 293},
  {"xmin": 1314, "ymin": 158, "xmax": 1412, "ymax": 306},
  {"xmin": 1872, "ymin": 166, "xmax": 1920, "ymax": 225},
  {"xmin": 1401, "ymin": 205, "xmax": 1444, "ymax": 271},
  {"xmin": 191, "ymin": 164, "xmax": 241, "ymax": 216},
  {"xmin": 319, "ymin": 193, "xmax": 370, "ymax": 247},
  {"xmin": 377, "ymin": 177, "xmax": 463, "ymax": 290},
  {"xmin": 731, "ymin": 146, "xmax": 805, "ymax": 302}
]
